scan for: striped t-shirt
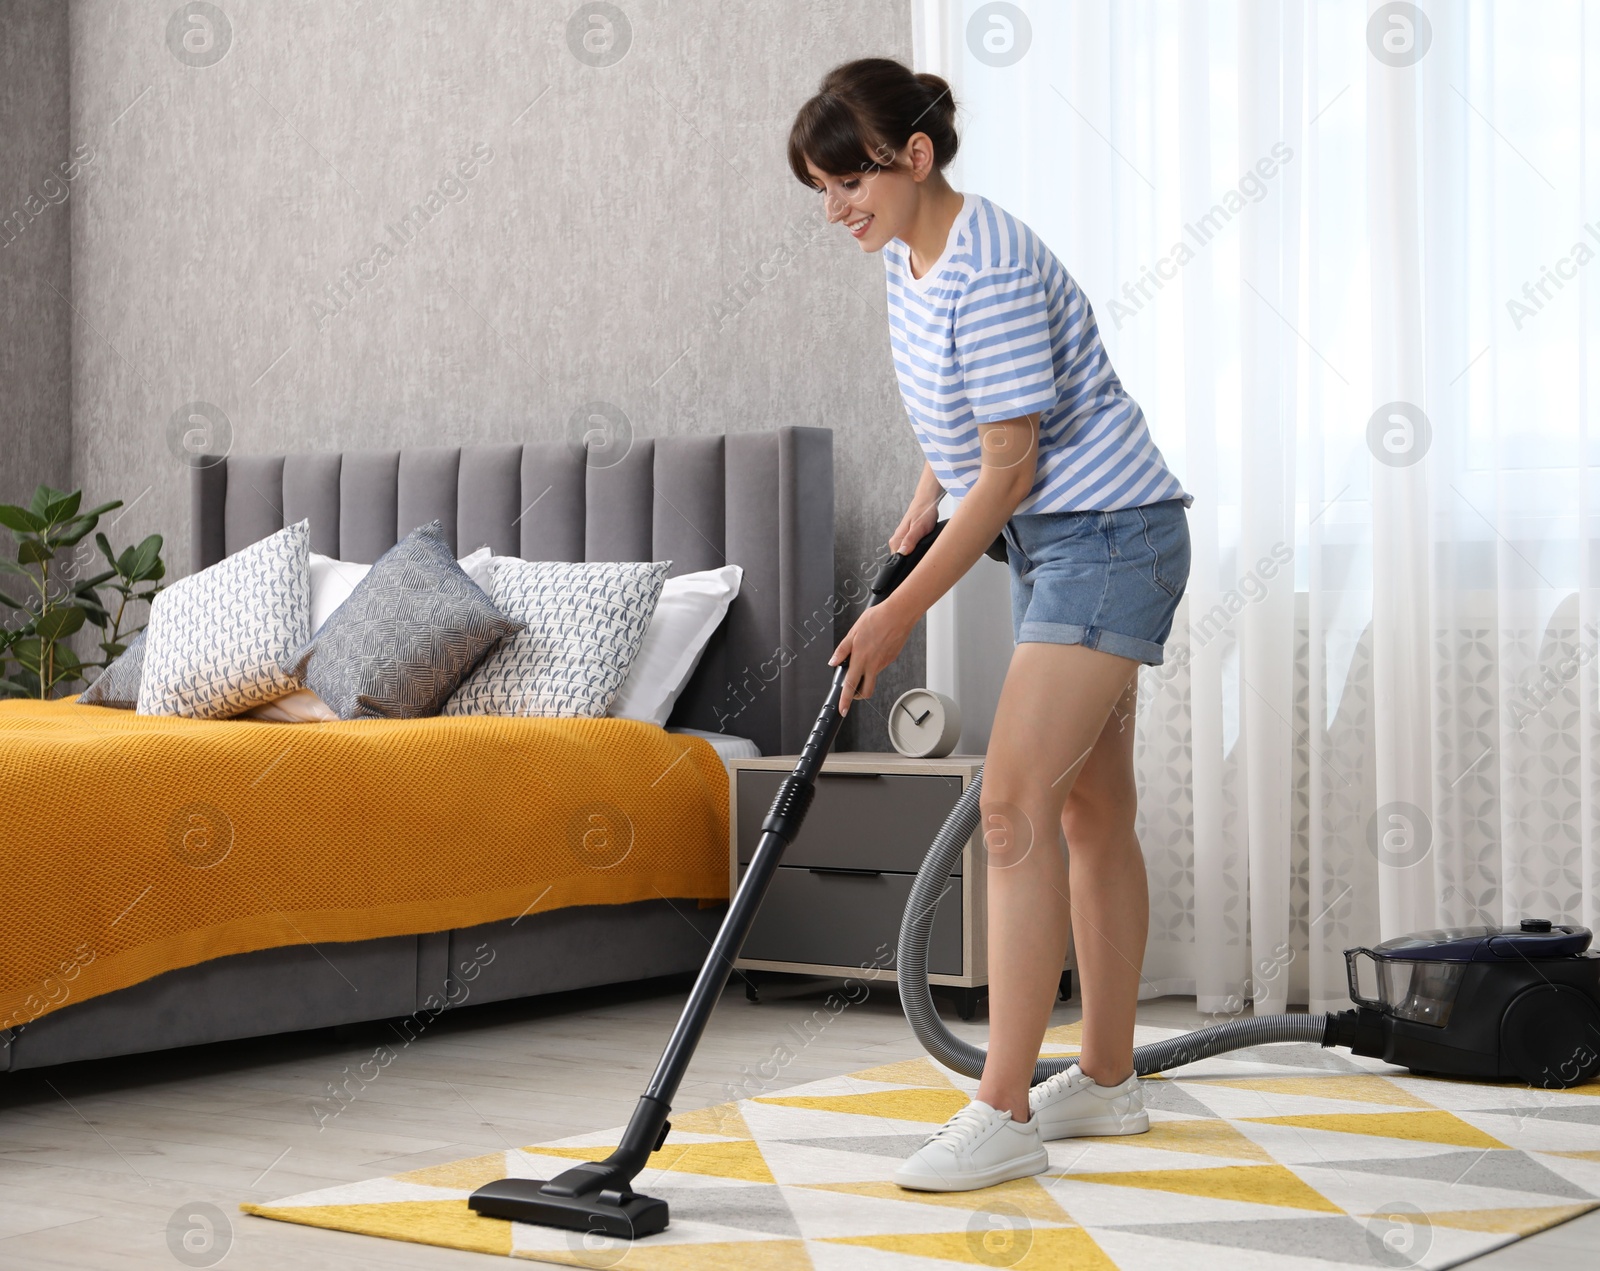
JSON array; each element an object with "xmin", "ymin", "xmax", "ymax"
[{"xmin": 884, "ymin": 192, "xmax": 1191, "ymax": 514}]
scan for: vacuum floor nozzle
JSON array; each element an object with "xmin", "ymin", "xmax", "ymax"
[{"xmin": 467, "ymin": 1177, "xmax": 668, "ymax": 1239}]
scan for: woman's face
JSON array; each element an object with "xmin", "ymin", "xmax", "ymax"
[{"xmin": 806, "ymin": 154, "xmax": 916, "ymax": 253}]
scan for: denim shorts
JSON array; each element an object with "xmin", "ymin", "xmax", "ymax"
[{"xmin": 1003, "ymin": 498, "xmax": 1190, "ymax": 665}]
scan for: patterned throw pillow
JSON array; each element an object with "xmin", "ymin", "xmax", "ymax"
[
  {"xmin": 444, "ymin": 559, "xmax": 669, "ymax": 718},
  {"xmin": 78, "ymin": 629, "xmax": 147, "ymax": 709},
  {"xmin": 288, "ymin": 521, "xmax": 523, "ymax": 720},
  {"xmin": 137, "ymin": 520, "xmax": 311, "ymax": 719}
]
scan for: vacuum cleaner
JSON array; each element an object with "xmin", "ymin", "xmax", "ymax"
[
  {"xmin": 901, "ymin": 805, "xmax": 1600, "ymax": 1088},
  {"xmin": 468, "ymin": 519, "xmax": 1600, "ymax": 1241}
]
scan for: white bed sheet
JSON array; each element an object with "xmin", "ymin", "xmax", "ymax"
[{"xmin": 665, "ymin": 725, "xmax": 760, "ymax": 778}]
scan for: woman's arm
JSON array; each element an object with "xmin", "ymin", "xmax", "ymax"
[{"xmin": 830, "ymin": 414, "xmax": 1039, "ymax": 714}]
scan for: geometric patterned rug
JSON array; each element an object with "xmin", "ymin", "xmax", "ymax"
[{"xmin": 242, "ymin": 1022, "xmax": 1600, "ymax": 1269}]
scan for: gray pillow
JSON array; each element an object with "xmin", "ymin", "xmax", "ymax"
[
  {"xmin": 287, "ymin": 520, "xmax": 523, "ymax": 720},
  {"xmin": 79, "ymin": 630, "xmax": 147, "ymax": 709}
]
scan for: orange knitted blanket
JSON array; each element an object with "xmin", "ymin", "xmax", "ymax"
[{"xmin": 0, "ymin": 699, "xmax": 730, "ymax": 1030}]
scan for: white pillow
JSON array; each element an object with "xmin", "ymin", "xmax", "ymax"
[
  {"xmin": 608, "ymin": 565, "xmax": 742, "ymax": 726},
  {"xmin": 137, "ymin": 520, "xmax": 311, "ymax": 719},
  {"xmin": 242, "ymin": 688, "xmax": 338, "ymax": 722},
  {"xmin": 310, "ymin": 545, "xmax": 492, "ymax": 633},
  {"xmin": 444, "ymin": 559, "xmax": 668, "ymax": 718}
]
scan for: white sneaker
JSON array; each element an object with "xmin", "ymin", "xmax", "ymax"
[
  {"xmin": 893, "ymin": 1099, "xmax": 1050, "ymax": 1192},
  {"xmin": 1028, "ymin": 1062, "xmax": 1149, "ymax": 1140}
]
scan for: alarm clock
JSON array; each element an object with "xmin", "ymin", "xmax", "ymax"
[{"xmin": 888, "ymin": 688, "xmax": 962, "ymax": 758}]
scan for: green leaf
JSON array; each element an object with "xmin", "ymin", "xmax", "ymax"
[
  {"xmin": 77, "ymin": 500, "xmax": 120, "ymax": 524},
  {"xmin": 130, "ymin": 535, "xmax": 163, "ymax": 579},
  {"xmin": 40, "ymin": 490, "xmax": 83, "ymax": 525},
  {"xmin": 55, "ymin": 519, "xmax": 100, "ymax": 548},
  {"xmin": 72, "ymin": 569, "xmax": 118, "ymax": 592},
  {"xmin": 0, "ymin": 506, "xmax": 45, "ymax": 534},
  {"xmin": 33, "ymin": 607, "xmax": 86, "ymax": 642},
  {"xmin": 28, "ymin": 485, "xmax": 65, "ymax": 517},
  {"xmin": 17, "ymin": 539, "xmax": 53, "ymax": 565}
]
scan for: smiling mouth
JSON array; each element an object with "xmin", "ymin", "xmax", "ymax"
[{"xmin": 847, "ymin": 214, "xmax": 874, "ymax": 239}]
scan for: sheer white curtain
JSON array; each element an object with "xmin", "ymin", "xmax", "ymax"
[{"xmin": 915, "ymin": 1, "xmax": 1598, "ymax": 1012}]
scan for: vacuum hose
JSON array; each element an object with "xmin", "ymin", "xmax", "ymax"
[{"xmin": 897, "ymin": 764, "xmax": 1329, "ymax": 1084}]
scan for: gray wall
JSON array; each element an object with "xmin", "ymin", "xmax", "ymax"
[
  {"xmin": 0, "ymin": 0, "xmax": 73, "ymax": 508},
  {"xmin": 23, "ymin": 0, "xmax": 928, "ymax": 750}
]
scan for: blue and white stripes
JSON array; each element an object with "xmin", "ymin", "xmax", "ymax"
[{"xmin": 884, "ymin": 192, "xmax": 1191, "ymax": 514}]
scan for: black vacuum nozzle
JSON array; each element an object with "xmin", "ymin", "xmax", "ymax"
[{"xmin": 467, "ymin": 1177, "xmax": 667, "ymax": 1239}]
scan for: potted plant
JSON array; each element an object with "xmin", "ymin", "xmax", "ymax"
[{"xmin": 0, "ymin": 484, "xmax": 164, "ymax": 699}]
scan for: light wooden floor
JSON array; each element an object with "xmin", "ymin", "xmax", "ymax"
[{"xmin": 0, "ymin": 975, "xmax": 1593, "ymax": 1268}]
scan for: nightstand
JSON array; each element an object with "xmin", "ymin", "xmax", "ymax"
[{"xmin": 729, "ymin": 751, "xmax": 1074, "ymax": 1020}]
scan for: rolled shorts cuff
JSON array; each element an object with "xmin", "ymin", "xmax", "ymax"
[{"xmin": 1014, "ymin": 619, "xmax": 1167, "ymax": 666}]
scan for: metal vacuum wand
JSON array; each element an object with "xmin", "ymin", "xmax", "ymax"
[{"xmin": 468, "ymin": 519, "xmax": 949, "ymax": 1239}]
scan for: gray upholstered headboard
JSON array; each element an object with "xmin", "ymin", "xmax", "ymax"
[{"xmin": 191, "ymin": 427, "xmax": 834, "ymax": 757}]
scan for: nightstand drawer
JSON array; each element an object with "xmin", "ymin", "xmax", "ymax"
[
  {"xmin": 736, "ymin": 770, "xmax": 966, "ymax": 875},
  {"xmin": 737, "ymin": 863, "xmax": 964, "ymax": 975}
]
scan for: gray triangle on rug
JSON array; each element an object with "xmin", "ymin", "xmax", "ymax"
[
  {"xmin": 1109, "ymin": 1213, "xmax": 1399, "ymax": 1262},
  {"xmin": 771, "ymin": 1133, "xmax": 934, "ymax": 1160},
  {"xmin": 630, "ymin": 1181, "xmax": 802, "ymax": 1238},
  {"xmin": 1474, "ymin": 1103, "xmax": 1600, "ymax": 1127},
  {"xmin": 1141, "ymin": 1078, "xmax": 1226, "ymax": 1118},
  {"xmin": 1305, "ymin": 1149, "xmax": 1593, "ymax": 1199}
]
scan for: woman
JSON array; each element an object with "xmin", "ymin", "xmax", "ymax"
[{"xmin": 788, "ymin": 58, "xmax": 1192, "ymax": 1192}]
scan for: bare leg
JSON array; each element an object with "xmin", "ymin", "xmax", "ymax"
[
  {"xmin": 974, "ymin": 643, "xmax": 1140, "ymax": 1123},
  {"xmin": 1061, "ymin": 675, "xmax": 1148, "ymax": 1086}
]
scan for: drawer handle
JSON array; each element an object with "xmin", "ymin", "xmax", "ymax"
[{"xmin": 807, "ymin": 866, "xmax": 883, "ymax": 877}]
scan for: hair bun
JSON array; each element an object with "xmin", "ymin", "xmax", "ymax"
[{"xmin": 915, "ymin": 72, "xmax": 955, "ymax": 118}]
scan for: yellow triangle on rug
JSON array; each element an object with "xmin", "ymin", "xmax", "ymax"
[
  {"xmin": 1091, "ymin": 1116, "xmax": 1273, "ymax": 1162},
  {"xmin": 753, "ymin": 1086, "xmax": 972, "ymax": 1124},
  {"xmin": 1243, "ymin": 1109, "xmax": 1507, "ymax": 1149},
  {"xmin": 527, "ymin": 1138, "xmax": 775, "ymax": 1184},
  {"xmin": 1057, "ymin": 1163, "xmax": 1342, "ymax": 1212},
  {"xmin": 1365, "ymin": 1203, "xmax": 1599, "ymax": 1236},
  {"xmin": 667, "ymin": 1099, "xmax": 755, "ymax": 1138},
  {"xmin": 845, "ymin": 1056, "xmax": 960, "ymax": 1088},
  {"xmin": 1206, "ymin": 1073, "xmax": 1433, "ymax": 1108},
  {"xmin": 526, "ymin": 1237, "xmax": 816, "ymax": 1270},
  {"xmin": 824, "ymin": 1224, "xmax": 1117, "ymax": 1267},
  {"xmin": 242, "ymin": 1200, "xmax": 512, "ymax": 1257},
  {"xmin": 802, "ymin": 1174, "xmax": 1076, "ymax": 1225}
]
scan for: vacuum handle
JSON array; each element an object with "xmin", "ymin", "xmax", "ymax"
[
  {"xmin": 1344, "ymin": 947, "xmax": 1385, "ymax": 1010},
  {"xmin": 785, "ymin": 518, "xmax": 951, "ymax": 788},
  {"xmin": 870, "ymin": 517, "xmax": 947, "ymax": 600}
]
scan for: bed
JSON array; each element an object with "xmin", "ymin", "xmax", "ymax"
[{"xmin": 0, "ymin": 426, "xmax": 833, "ymax": 1072}]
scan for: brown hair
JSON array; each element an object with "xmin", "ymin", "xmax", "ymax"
[{"xmin": 787, "ymin": 57, "xmax": 959, "ymax": 190}]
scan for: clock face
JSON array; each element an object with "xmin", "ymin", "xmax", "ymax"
[{"xmin": 889, "ymin": 689, "xmax": 959, "ymax": 758}]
